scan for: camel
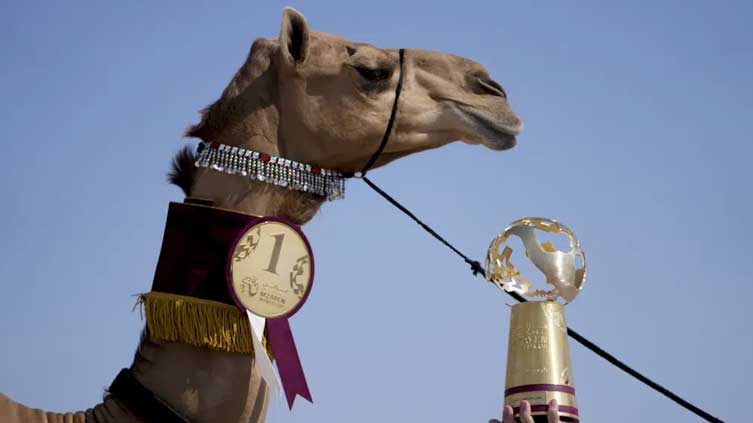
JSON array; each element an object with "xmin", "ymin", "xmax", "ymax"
[{"xmin": 0, "ymin": 7, "xmax": 523, "ymax": 423}]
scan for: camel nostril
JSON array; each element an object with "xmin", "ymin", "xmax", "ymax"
[{"xmin": 478, "ymin": 78, "xmax": 507, "ymax": 99}]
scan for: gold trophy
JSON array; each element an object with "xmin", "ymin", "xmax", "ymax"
[{"xmin": 485, "ymin": 218, "xmax": 586, "ymax": 422}]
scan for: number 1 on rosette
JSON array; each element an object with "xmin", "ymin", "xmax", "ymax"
[{"xmin": 227, "ymin": 218, "xmax": 314, "ymax": 409}]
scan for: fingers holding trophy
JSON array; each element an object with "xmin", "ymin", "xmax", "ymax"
[{"xmin": 486, "ymin": 218, "xmax": 586, "ymax": 422}]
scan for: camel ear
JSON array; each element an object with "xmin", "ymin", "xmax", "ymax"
[{"xmin": 279, "ymin": 7, "xmax": 310, "ymax": 67}]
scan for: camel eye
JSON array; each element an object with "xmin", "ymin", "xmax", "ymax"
[{"xmin": 353, "ymin": 66, "xmax": 391, "ymax": 82}]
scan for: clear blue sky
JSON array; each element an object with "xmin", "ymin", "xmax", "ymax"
[{"xmin": 1, "ymin": 1, "xmax": 751, "ymax": 422}]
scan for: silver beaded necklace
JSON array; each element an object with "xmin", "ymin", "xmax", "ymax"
[{"xmin": 193, "ymin": 142, "xmax": 346, "ymax": 201}]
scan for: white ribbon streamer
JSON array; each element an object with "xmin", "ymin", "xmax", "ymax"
[{"xmin": 247, "ymin": 310, "xmax": 281, "ymax": 399}]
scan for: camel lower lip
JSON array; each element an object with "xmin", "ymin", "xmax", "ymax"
[
  {"xmin": 464, "ymin": 110, "xmax": 519, "ymax": 150},
  {"xmin": 485, "ymin": 134, "xmax": 517, "ymax": 150}
]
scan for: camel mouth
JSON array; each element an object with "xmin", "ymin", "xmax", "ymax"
[{"xmin": 460, "ymin": 108, "xmax": 521, "ymax": 151}]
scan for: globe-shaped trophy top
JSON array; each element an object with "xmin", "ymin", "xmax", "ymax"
[{"xmin": 485, "ymin": 217, "xmax": 586, "ymax": 304}]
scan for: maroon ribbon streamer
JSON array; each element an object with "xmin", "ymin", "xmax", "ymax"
[{"xmin": 266, "ymin": 317, "xmax": 312, "ymax": 409}]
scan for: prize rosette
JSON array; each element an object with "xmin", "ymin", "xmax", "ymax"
[{"xmin": 226, "ymin": 218, "xmax": 314, "ymax": 409}]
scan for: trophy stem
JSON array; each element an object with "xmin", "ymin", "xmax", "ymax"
[{"xmin": 505, "ymin": 301, "xmax": 579, "ymax": 422}]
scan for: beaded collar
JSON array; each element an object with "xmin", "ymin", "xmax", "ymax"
[{"xmin": 194, "ymin": 142, "xmax": 346, "ymax": 201}]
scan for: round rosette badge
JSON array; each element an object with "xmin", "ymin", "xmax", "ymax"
[{"xmin": 227, "ymin": 218, "xmax": 314, "ymax": 408}]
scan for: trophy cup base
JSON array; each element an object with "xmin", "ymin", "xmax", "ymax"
[
  {"xmin": 506, "ymin": 388, "xmax": 579, "ymax": 421},
  {"xmin": 507, "ymin": 399, "xmax": 580, "ymax": 422},
  {"xmin": 512, "ymin": 415, "xmax": 578, "ymax": 423}
]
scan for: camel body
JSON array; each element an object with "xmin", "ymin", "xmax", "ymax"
[
  {"xmin": 0, "ymin": 394, "xmax": 134, "ymax": 423},
  {"xmin": 0, "ymin": 7, "xmax": 521, "ymax": 423}
]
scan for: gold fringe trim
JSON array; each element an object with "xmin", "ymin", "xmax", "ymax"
[{"xmin": 137, "ymin": 292, "xmax": 273, "ymax": 359}]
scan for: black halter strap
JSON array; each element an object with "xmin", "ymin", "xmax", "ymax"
[{"xmin": 345, "ymin": 48, "xmax": 406, "ymax": 178}]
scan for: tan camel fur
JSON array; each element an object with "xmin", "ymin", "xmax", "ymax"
[{"xmin": 1, "ymin": 7, "xmax": 522, "ymax": 423}]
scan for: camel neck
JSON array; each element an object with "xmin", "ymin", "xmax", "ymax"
[
  {"xmin": 125, "ymin": 202, "xmax": 275, "ymax": 422},
  {"xmin": 190, "ymin": 168, "xmax": 325, "ymax": 224},
  {"xmin": 130, "ymin": 333, "xmax": 269, "ymax": 423}
]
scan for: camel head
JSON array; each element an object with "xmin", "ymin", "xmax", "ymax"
[{"xmin": 185, "ymin": 7, "xmax": 522, "ymax": 173}]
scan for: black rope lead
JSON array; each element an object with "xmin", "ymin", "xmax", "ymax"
[
  {"xmin": 362, "ymin": 176, "xmax": 481, "ymax": 274},
  {"xmin": 360, "ymin": 175, "xmax": 724, "ymax": 423},
  {"xmin": 563, "ymin": 327, "xmax": 722, "ymax": 423}
]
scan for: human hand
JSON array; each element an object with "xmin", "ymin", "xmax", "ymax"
[{"xmin": 489, "ymin": 399, "xmax": 561, "ymax": 423}]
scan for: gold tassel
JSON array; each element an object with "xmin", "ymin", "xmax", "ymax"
[{"xmin": 137, "ymin": 292, "xmax": 273, "ymax": 359}]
